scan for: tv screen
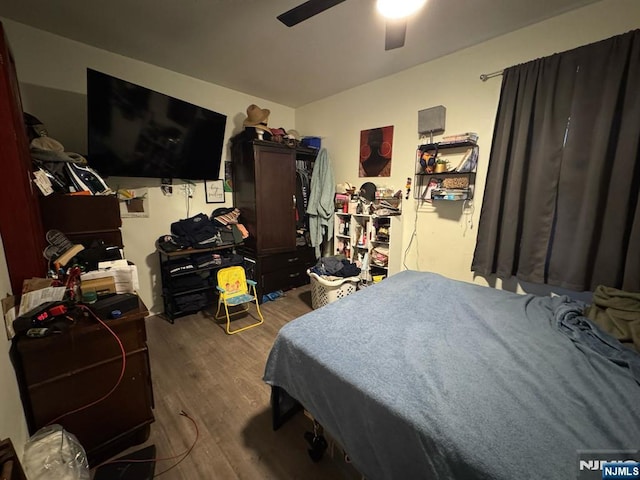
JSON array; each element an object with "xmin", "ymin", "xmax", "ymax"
[{"xmin": 87, "ymin": 69, "xmax": 227, "ymax": 180}]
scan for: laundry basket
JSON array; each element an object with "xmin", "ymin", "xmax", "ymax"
[{"xmin": 307, "ymin": 270, "xmax": 361, "ymax": 309}]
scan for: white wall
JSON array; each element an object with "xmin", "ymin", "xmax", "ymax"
[
  {"xmin": 1, "ymin": 18, "xmax": 295, "ymax": 314},
  {"xmin": 0, "ymin": 235, "xmax": 28, "ymax": 457},
  {"xmin": 296, "ymin": 0, "xmax": 640, "ymax": 293}
]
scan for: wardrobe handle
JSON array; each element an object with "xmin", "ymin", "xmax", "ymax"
[
  {"xmin": 289, "ymin": 272, "xmax": 300, "ymax": 278},
  {"xmin": 287, "ymin": 257, "xmax": 299, "ymax": 263}
]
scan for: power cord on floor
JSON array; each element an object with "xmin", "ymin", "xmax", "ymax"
[
  {"xmin": 154, "ymin": 411, "xmax": 199, "ymax": 477},
  {"xmin": 92, "ymin": 410, "xmax": 199, "ymax": 477}
]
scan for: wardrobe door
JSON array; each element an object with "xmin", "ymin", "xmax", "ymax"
[
  {"xmin": 253, "ymin": 144, "xmax": 296, "ymax": 254},
  {"xmin": 0, "ymin": 22, "xmax": 46, "ymax": 294}
]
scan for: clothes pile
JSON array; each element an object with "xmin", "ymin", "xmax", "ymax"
[
  {"xmin": 161, "ymin": 209, "xmax": 249, "ymax": 252},
  {"xmin": 585, "ymin": 285, "xmax": 640, "ymax": 352},
  {"xmin": 309, "ymin": 255, "xmax": 361, "ymax": 278},
  {"xmin": 26, "ymin": 113, "xmax": 111, "ymax": 195}
]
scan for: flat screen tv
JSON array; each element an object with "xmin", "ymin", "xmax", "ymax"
[{"xmin": 87, "ymin": 69, "xmax": 227, "ymax": 180}]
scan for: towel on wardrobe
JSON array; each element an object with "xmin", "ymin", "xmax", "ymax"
[{"xmin": 306, "ymin": 148, "xmax": 335, "ymax": 257}]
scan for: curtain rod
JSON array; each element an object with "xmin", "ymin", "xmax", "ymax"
[{"xmin": 479, "ymin": 69, "xmax": 504, "ymax": 82}]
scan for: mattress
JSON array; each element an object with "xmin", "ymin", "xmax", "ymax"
[{"xmin": 263, "ymin": 271, "xmax": 640, "ymax": 480}]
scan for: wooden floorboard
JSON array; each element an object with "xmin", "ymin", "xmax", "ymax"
[{"xmin": 94, "ymin": 285, "xmax": 360, "ymax": 479}]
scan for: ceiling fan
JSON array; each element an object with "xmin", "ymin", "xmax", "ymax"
[{"xmin": 277, "ymin": 0, "xmax": 426, "ymax": 51}]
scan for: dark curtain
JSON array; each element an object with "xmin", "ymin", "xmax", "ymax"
[{"xmin": 472, "ymin": 30, "xmax": 640, "ymax": 292}]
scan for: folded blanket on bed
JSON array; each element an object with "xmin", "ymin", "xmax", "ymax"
[
  {"xmin": 556, "ymin": 302, "xmax": 640, "ymax": 384},
  {"xmin": 584, "ymin": 285, "xmax": 640, "ymax": 352}
]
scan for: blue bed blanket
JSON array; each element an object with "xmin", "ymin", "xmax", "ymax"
[{"xmin": 263, "ymin": 271, "xmax": 640, "ymax": 480}]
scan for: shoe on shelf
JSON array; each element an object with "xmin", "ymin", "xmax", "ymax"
[{"xmin": 43, "ymin": 229, "xmax": 85, "ymax": 266}]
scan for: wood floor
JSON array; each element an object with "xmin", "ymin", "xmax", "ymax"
[{"xmin": 101, "ymin": 285, "xmax": 360, "ymax": 479}]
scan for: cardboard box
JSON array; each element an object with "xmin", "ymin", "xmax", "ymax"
[{"xmin": 81, "ymin": 276, "xmax": 116, "ymax": 297}]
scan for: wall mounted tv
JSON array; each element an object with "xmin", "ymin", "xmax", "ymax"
[{"xmin": 87, "ymin": 69, "xmax": 227, "ymax": 180}]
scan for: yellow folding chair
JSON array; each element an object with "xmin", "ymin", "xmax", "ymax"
[{"xmin": 214, "ymin": 266, "xmax": 264, "ymax": 334}]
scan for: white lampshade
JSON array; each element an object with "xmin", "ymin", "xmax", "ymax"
[{"xmin": 376, "ymin": 0, "xmax": 427, "ymax": 19}]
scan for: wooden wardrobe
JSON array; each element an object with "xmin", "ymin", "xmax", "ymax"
[
  {"xmin": 0, "ymin": 22, "xmax": 47, "ymax": 294},
  {"xmin": 231, "ymin": 132, "xmax": 317, "ymax": 301}
]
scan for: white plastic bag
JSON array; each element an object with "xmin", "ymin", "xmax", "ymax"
[{"xmin": 22, "ymin": 424, "xmax": 90, "ymax": 480}]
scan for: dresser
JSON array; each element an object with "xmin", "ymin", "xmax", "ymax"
[
  {"xmin": 10, "ymin": 301, "xmax": 154, "ymax": 467},
  {"xmin": 39, "ymin": 194, "xmax": 123, "ymax": 248}
]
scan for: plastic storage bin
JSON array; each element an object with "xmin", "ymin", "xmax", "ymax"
[
  {"xmin": 301, "ymin": 136, "xmax": 321, "ymax": 150},
  {"xmin": 307, "ymin": 270, "xmax": 360, "ymax": 309}
]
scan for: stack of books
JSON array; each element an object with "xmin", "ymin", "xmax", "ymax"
[
  {"xmin": 439, "ymin": 132, "xmax": 478, "ymax": 145},
  {"xmin": 431, "ymin": 189, "xmax": 469, "ymax": 201}
]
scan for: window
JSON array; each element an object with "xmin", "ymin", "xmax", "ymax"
[{"xmin": 472, "ymin": 30, "xmax": 640, "ymax": 292}]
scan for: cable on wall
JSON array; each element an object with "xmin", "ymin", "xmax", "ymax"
[
  {"xmin": 402, "ymin": 196, "xmax": 421, "ymax": 271},
  {"xmin": 462, "ymin": 199, "xmax": 475, "ymax": 236},
  {"xmin": 181, "ymin": 182, "xmax": 195, "ymax": 217}
]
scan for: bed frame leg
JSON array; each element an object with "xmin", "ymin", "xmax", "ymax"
[{"xmin": 270, "ymin": 386, "xmax": 302, "ymax": 430}]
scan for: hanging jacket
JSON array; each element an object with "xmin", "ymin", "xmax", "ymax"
[{"xmin": 306, "ymin": 148, "xmax": 335, "ymax": 257}]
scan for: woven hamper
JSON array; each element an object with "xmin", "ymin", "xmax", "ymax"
[{"xmin": 307, "ymin": 270, "xmax": 360, "ymax": 309}]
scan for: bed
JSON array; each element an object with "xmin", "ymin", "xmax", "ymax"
[{"xmin": 263, "ymin": 271, "xmax": 640, "ymax": 480}]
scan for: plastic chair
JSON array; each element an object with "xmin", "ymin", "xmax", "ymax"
[{"xmin": 215, "ymin": 266, "xmax": 264, "ymax": 334}]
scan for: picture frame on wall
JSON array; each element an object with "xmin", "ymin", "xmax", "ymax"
[
  {"xmin": 205, "ymin": 179, "xmax": 225, "ymax": 203},
  {"xmin": 359, "ymin": 125, "xmax": 394, "ymax": 177}
]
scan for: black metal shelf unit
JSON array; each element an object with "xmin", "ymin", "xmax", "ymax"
[
  {"xmin": 158, "ymin": 244, "xmax": 243, "ymax": 323},
  {"xmin": 414, "ymin": 141, "xmax": 479, "ymax": 201}
]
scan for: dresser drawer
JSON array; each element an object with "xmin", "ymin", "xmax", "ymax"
[
  {"xmin": 261, "ymin": 251, "xmax": 302, "ymax": 273},
  {"xmin": 17, "ymin": 316, "xmax": 146, "ymax": 386},
  {"xmin": 262, "ymin": 266, "xmax": 309, "ymax": 294},
  {"xmin": 260, "ymin": 247, "xmax": 316, "ymax": 273},
  {"xmin": 27, "ymin": 349, "xmax": 153, "ymax": 457},
  {"xmin": 40, "ymin": 195, "xmax": 122, "ymax": 232}
]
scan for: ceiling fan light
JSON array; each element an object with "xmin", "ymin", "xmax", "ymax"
[{"xmin": 376, "ymin": 0, "xmax": 426, "ymax": 19}]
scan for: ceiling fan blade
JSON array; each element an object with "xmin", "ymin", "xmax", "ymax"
[
  {"xmin": 385, "ymin": 18, "xmax": 407, "ymax": 50},
  {"xmin": 277, "ymin": 0, "xmax": 346, "ymax": 27}
]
